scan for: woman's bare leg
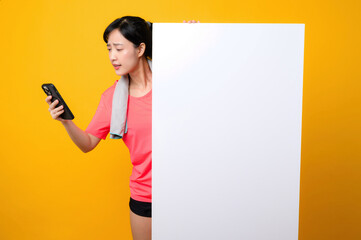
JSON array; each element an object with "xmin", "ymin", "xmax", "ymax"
[{"xmin": 129, "ymin": 209, "xmax": 151, "ymax": 240}]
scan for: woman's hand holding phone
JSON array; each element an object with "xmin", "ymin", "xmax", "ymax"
[
  {"xmin": 45, "ymin": 95, "xmax": 68, "ymax": 122},
  {"xmin": 42, "ymin": 83, "xmax": 74, "ymax": 121}
]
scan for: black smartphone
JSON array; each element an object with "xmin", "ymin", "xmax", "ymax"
[{"xmin": 42, "ymin": 83, "xmax": 75, "ymax": 120}]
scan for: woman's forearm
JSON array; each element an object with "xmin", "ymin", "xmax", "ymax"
[{"xmin": 61, "ymin": 120, "xmax": 99, "ymax": 153}]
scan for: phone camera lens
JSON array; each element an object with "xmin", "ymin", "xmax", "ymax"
[{"xmin": 43, "ymin": 86, "xmax": 50, "ymax": 95}]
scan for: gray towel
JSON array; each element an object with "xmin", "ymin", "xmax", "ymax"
[{"xmin": 110, "ymin": 59, "xmax": 152, "ymax": 139}]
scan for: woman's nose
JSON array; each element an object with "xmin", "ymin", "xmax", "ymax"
[{"xmin": 110, "ymin": 51, "xmax": 117, "ymax": 60}]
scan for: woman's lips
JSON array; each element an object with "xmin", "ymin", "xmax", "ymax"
[{"xmin": 113, "ymin": 64, "xmax": 121, "ymax": 70}]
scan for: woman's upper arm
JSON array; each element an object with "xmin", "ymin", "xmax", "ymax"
[
  {"xmin": 85, "ymin": 92, "xmax": 111, "ymax": 140},
  {"xmin": 88, "ymin": 132, "xmax": 101, "ymax": 151}
]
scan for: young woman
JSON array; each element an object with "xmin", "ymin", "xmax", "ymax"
[{"xmin": 45, "ymin": 16, "xmax": 198, "ymax": 240}]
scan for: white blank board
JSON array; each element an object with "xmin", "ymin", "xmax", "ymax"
[{"xmin": 152, "ymin": 23, "xmax": 305, "ymax": 240}]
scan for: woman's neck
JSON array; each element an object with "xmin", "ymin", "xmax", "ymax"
[{"xmin": 129, "ymin": 57, "xmax": 152, "ymax": 91}]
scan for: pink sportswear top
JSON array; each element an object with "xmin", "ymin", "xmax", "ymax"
[{"xmin": 85, "ymin": 80, "xmax": 152, "ymax": 202}]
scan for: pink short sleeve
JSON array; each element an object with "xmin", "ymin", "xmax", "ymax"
[{"xmin": 85, "ymin": 83, "xmax": 116, "ymax": 140}]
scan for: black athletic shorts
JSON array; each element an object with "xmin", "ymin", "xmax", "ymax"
[{"xmin": 129, "ymin": 197, "xmax": 152, "ymax": 218}]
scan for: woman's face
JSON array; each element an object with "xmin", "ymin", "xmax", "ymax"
[{"xmin": 107, "ymin": 29, "xmax": 141, "ymax": 76}]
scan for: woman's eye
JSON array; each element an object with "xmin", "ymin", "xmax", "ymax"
[{"xmin": 107, "ymin": 48, "xmax": 122, "ymax": 52}]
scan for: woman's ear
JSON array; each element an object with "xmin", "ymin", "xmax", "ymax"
[{"xmin": 137, "ymin": 43, "xmax": 146, "ymax": 57}]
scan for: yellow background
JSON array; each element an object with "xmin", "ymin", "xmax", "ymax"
[{"xmin": 0, "ymin": 0, "xmax": 360, "ymax": 239}]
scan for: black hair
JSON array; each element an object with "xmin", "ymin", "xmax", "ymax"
[{"xmin": 103, "ymin": 16, "xmax": 152, "ymax": 59}]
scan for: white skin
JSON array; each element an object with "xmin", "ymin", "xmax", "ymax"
[
  {"xmin": 108, "ymin": 30, "xmax": 152, "ymax": 97},
  {"xmin": 45, "ymin": 19, "xmax": 199, "ymax": 240}
]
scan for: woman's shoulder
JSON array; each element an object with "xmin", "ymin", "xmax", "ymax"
[{"xmin": 100, "ymin": 80, "xmax": 118, "ymax": 100}]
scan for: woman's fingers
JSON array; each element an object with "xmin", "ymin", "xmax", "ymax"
[
  {"xmin": 49, "ymin": 99, "xmax": 59, "ymax": 110},
  {"xmin": 51, "ymin": 105, "xmax": 64, "ymax": 120},
  {"xmin": 45, "ymin": 95, "xmax": 52, "ymax": 104},
  {"xmin": 45, "ymin": 95, "xmax": 64, "ymax": 121},
  {"xmin": 54, "ymin": 105, "xmax": 64, "ymax": 112},
  {"xmin": 51, "ymin": 105, "xmax": 63, "ymax": 115},
  {"xmin": 183, "ymin": 20, "xmax": 200, "ymax": 23},
  {"xmin": 53, "ymin": 109, "xmax": 64, "ymax": 119}
]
